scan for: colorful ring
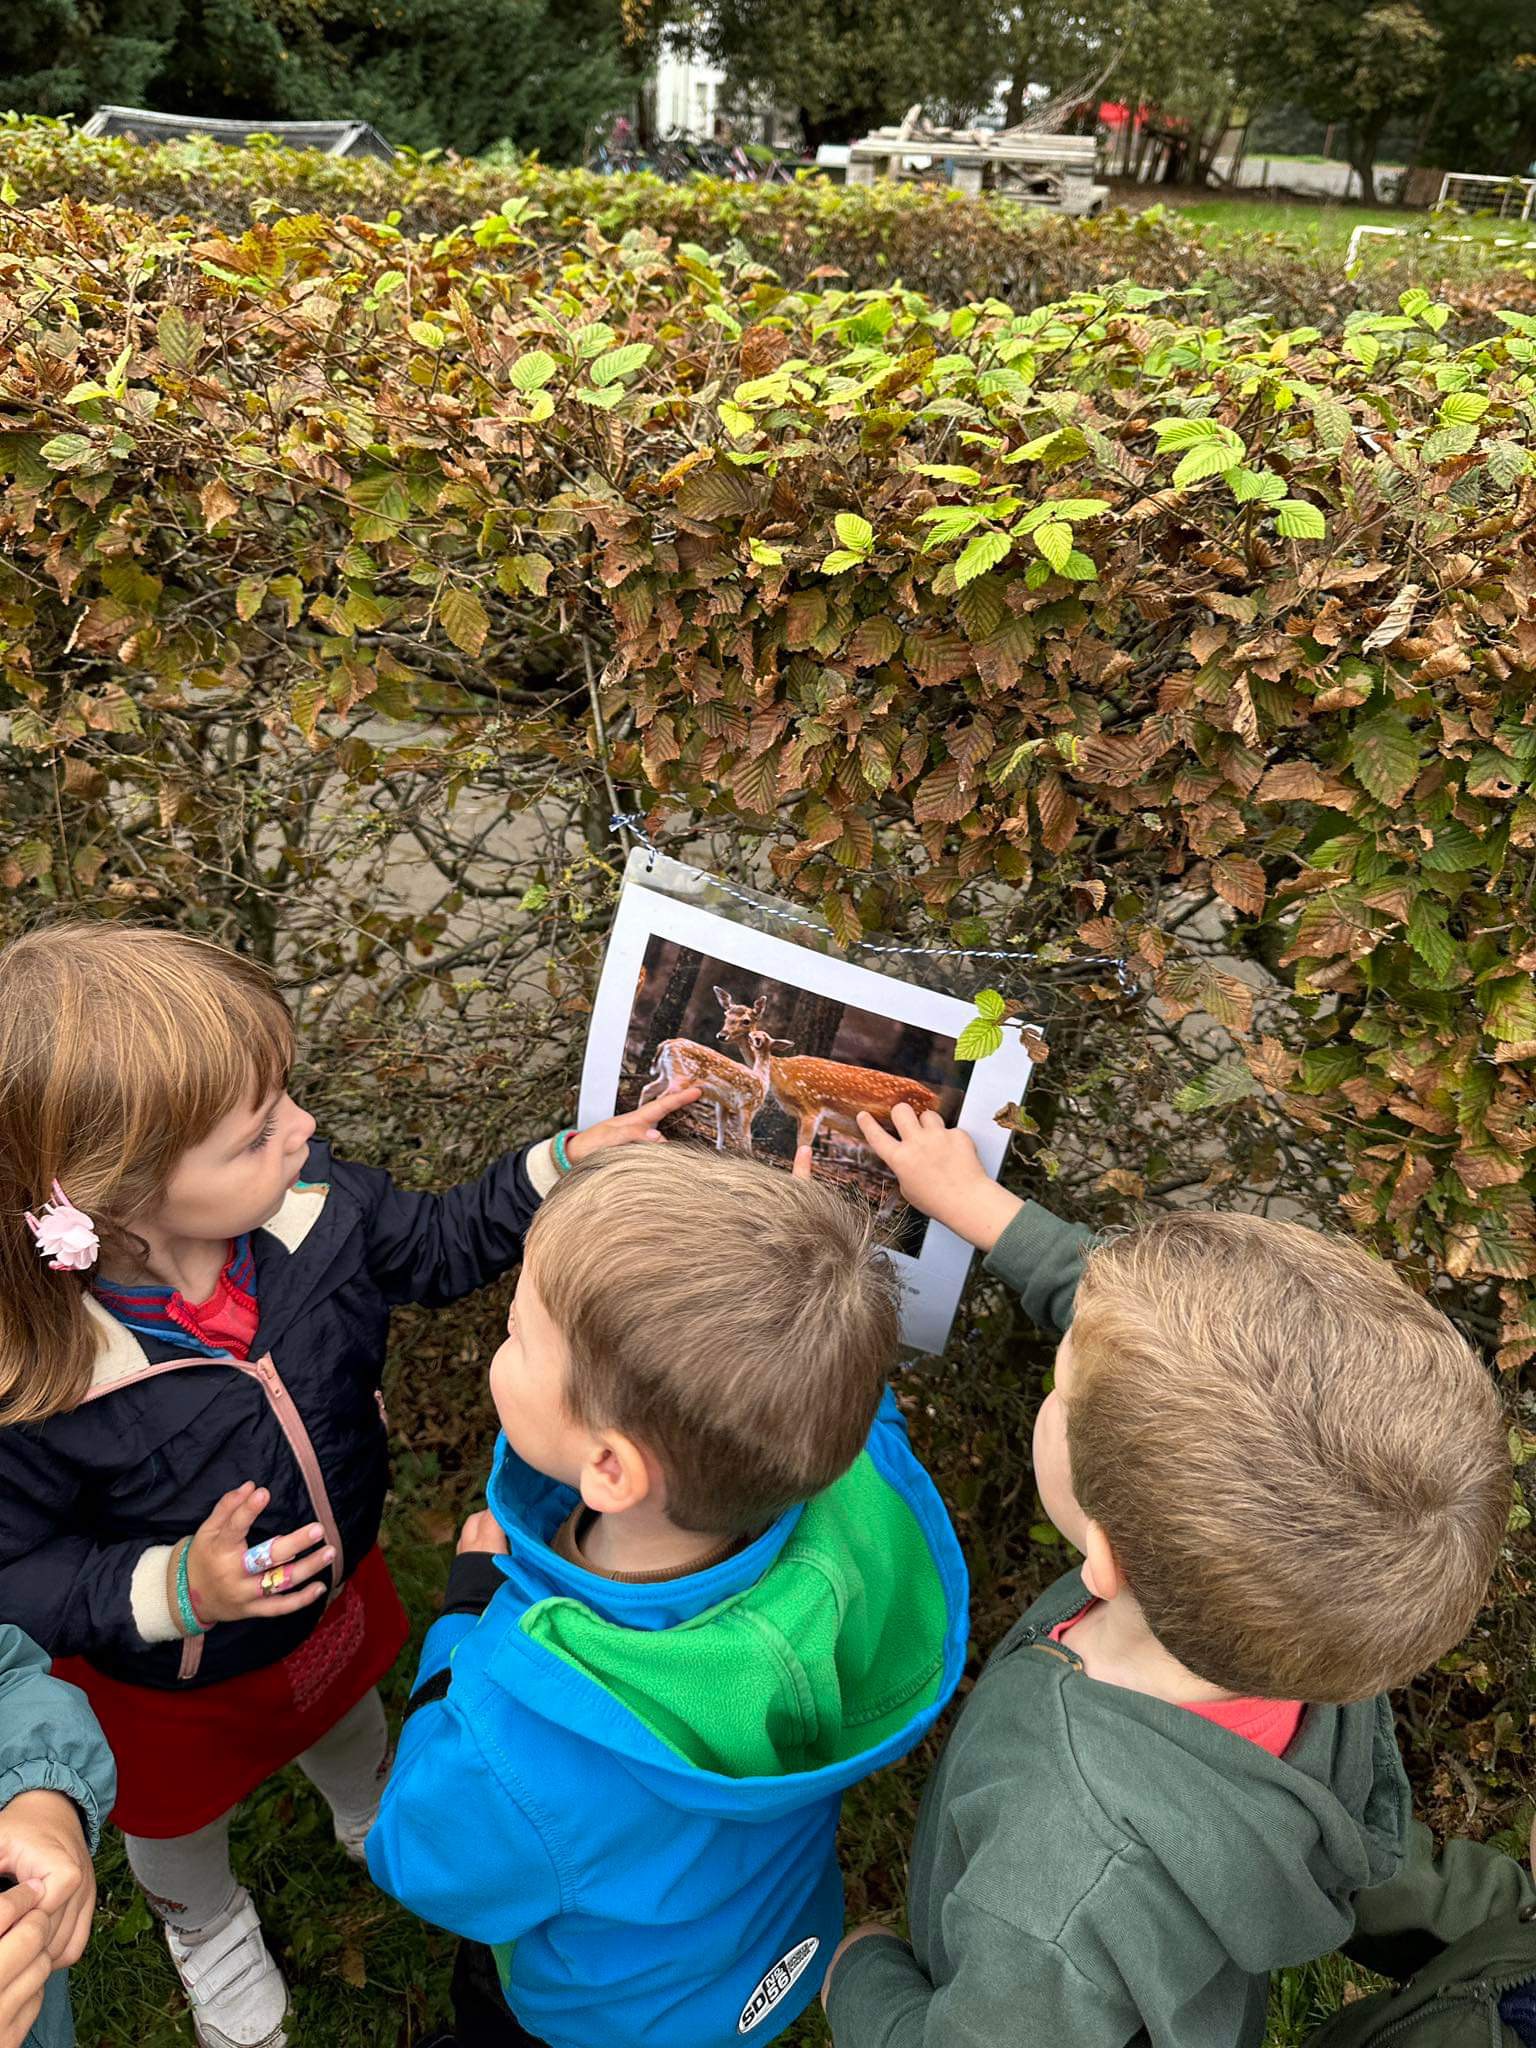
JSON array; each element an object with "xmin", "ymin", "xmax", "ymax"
[
  {"xmin": 242, "ymin": 1540, "xmax": 275, "ymax": 1578},
  {"xmin": 259, "ymin": 1566, "xmax": 289, "ymax": 1596},
  {"xmin": 552, "ymin": 1127, "xmax": 576, "ymax": 1175}
]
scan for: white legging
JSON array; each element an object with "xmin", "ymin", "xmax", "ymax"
[{"xmin": 125, "ymin": 1686, "xmax": 389, "ymax": 1932}]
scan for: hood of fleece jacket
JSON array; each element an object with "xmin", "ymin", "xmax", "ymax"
[
  {"xmin": 480, "ymin": 1389, "xmax": 970, "ymax": 1823},
  {"xmin": 1004, "ymin": 1573, "xmax": 1411, "ymax": 1978}
]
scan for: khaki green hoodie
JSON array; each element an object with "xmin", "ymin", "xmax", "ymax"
[{"xmin": 826, "ymin": 1200, "xmax": 1533, "ymax": 2048}]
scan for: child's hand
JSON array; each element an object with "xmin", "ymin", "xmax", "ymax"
[
  {"xmin": 184, "ymin": 1483, "xmax": 335, "ymax": 1627},
  {"xmin": 822, "ymin": 1923, "xmax": 898, "ymax": 2008},
  {"xmin": 566, "ymin": 1087, "xmax": 701, "ymax": 1165},
  {"xmin": 457, "ymin": 1510, "xmax": 510, "ymax": 1556},
  {"xmin": 0, "ymin": 1792, "xmax": 93, "ymax": 1967},
  {"xmin": 0, "ymin": 1881, "xmax": 51, "ymax": 2048},
  {"xmin": 856, "ymin": 1104, "xmax": 1024, "ymax": 1252}
]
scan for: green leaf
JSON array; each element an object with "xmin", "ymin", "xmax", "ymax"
[
  {"xmin": 1153, "ymin": 417, "xmax": 1241, "ymax": 454},
  {"xmin": 819, "ymin": 548, "xmax": 865, "ymax": 575},
  {"xmin": 1173, "ymin": 440, "xmax": 1243, "ymax": 487},
  {"xmin": 956, "ymin": 1017, "xmax": 1005, "ymax": 1062},
  {"xmin": 748, "ymin": 538, "xmax": 785, "ymax": 566},
  {"xmin": 520, "ymin": 882, "xmax": 551, "ymax": 912},
  {"xmin": 1406, "ymin": 895, "xmax": 1458, "ymax": 982},
  {"xmin": 407, "ymin": 319, "xmax": 445, "ymax": 350},
  {"xmin": 1032, "ymin": 520, "xmax": 1072, "ymax": 573},
  {"xmin": 1422, "ymin": 422, "xmax": 1477, "ymax": 464},
  {"xmin": 917, "ymin": 505, "xmax": 988, "ymax": 548},
  {"xmin": 1345, "ymin": 331, "xmax": 1380, "ymax": 371},
  {"xmin": 591, "ymin": 343, "xmax": 652, "ymax": 387},
  {"xmin": 510, "ymin": 349, "xmax": 558, "ymax": 392},
  {"xmin": 1042, "ymin": 497, "xmax": 1111, "ymax": 521},
  {"xmin": 1228, "ymin": 466, "xmax": 1287, "ymax": 505},
  {"xmin": 39, "ymin": 433, "xmax": 95, "ymax": 471},
  {"xmin": 719, "ymin": 400, "xmax": 756, "ymax": 439},
  {"xmin": 1061, "ymin": 550, "xmax": 1098, "ymax": 581},
  {"xmin": 439, "ymin": 586, "xmax": 489, "ymax": 657},
  {"xmin": 1486, "ymin": 439, "xmax": 1532, "ymax": 487},
  {"xmin": 1349, "ymin": 713, "xmax": 1422, "ymax": 807},
  {"xmin": 1420, "ymin": 820, "xmax": 1483, "ymax": 872},
  {"xmin": 974, "ymin": 987, "xmax": 1006, "ymax": 1021},
  {"xmin": 1172, "ymin": 1056, "xmax": 1259, "ymax": 1112},
  {"xmin": 955, "ymin": 531, "xmax": 1010, "ymax": 587},
  {"xmin": 1399, "ymin": 288, "xmax": 1432, "ymax": 319},
  {"xmin": 156, "ymin": 306, "xmax": 203, "ymax": 372},
  {"xmin": 1441, "ymin": 392, "xmax": 1490, "ymax": 425},
  {"xmin": 913, "ymin": 463, "xmax": 982, "ymax": 485},
  {"xmin": 1485, "ymin": 975, "xmax": 1536, "ymax": 1045},
  {"xmin": 833, "ymin": 513, "xmax": 873, "ymax": 555},
  {"xmin": 1274, "ymin": 499, "xmax": 1326, "ymax": 541}
]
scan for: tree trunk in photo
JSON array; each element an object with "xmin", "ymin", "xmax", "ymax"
[
  {"xmin": 782, "ymin": 989, "xmax": 842, "ymax": 1058},
  {"xmin": 638, "ymin": 948, "xmax": 703, "ymax": 1070}
]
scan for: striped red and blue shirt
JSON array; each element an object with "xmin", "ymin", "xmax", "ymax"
[{"xmin": 93, "ymin": 1237, "xmax": 259, "ymax": 1360}]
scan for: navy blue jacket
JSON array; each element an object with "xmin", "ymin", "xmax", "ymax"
[{"xmin": 0, "ymin": 1137, "xmax": 543, "ymax": 1691}]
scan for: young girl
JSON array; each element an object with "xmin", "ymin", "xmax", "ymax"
[{"xmin": 0, "ymin": 923, "xmax": 694, "ymax": 2048}]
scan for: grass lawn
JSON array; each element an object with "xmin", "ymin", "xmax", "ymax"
[{"xmin": 1165, "ymin": 194, "xmax": 1536, "ymax": 256}]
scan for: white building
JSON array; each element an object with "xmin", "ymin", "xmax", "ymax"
[{"xmin": 650, "ymin": 48, "xmax": 727, "ymax": 139}]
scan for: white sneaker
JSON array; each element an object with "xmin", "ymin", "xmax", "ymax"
[{"xmin": 163, "ymin": 1888, "xmax": 289, "ymax": 2048}]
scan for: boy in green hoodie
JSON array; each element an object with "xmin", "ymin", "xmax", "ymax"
[{"xmin": 822, "ymin": 1104, "xmax": 1531, "ymax": 2048}]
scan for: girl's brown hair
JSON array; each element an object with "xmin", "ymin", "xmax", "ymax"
[{"xmin": 0, "ymin": 923, "xmax": 294, "ymax": 1424}]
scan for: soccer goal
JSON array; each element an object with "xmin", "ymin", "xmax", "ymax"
[{"xmin": 1437, "ymin": 171, "xmax": 1536, "ymax": 219}]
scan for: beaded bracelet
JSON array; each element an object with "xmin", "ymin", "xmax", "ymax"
[
  {"xmin": 174, "ymin": 1538, "xmax": 208, "ymax": 1638},
  {"xmin": 552, "ymin": 1128, "xmax": 576, "ymax": 1176}
]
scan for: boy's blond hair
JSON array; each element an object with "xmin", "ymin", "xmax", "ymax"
[
  {"xmin": 525, "ymin": 1145, "xmax": 900, "ymax": 1535},
  {"xmin": 1066, "ymin": 1211, "xmax": 1509, "ymax": 1702}
]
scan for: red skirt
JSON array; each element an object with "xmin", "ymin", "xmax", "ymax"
[{"xmin": 53, "ymin": 1545, "xmax": 409, "ymax": 1838}]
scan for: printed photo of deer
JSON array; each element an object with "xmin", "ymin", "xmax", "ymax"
[{"xmin": 621, "ymin": 940, "xmax": 969, "ymax": 1255}]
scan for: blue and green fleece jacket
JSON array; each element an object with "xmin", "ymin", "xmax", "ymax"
[{"xmin": 367, "ymin": 1389, "xmax": 968, "ymax": 2048}]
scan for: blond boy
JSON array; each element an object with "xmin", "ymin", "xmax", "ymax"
[
  {"xmin": 369, "ymin": 1145, "xmax": 969, "ymax": 2048},
  {"xmin": 823, "ymin": 1107, "xmax": 1530, "ymax": 2048}
]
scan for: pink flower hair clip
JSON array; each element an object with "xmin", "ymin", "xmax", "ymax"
[{"xmin": 25, "ymin": 1182, "xmax": 100, "ymax": 1273}]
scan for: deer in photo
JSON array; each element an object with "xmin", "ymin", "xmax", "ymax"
[
  {"xmin": 634, "ymin": 988, "xmax": 769, "ymax": 1154},
  {"xmin": 730, "ymin": 1021, "xmax": 940, "ymax": 1156}
]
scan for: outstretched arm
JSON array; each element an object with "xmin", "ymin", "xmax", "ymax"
[
  {"xmin": 347, "ymin": 1087, "xmax": 700, "ymax": 1308},
  {"xmin": 856, "ymin": 1107, "xmax": 1093, "ymax": 1337}
]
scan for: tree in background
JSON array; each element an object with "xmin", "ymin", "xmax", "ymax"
[
  {"xmin": 0, "ymin": 0, "xmax": 634, "ymax": 159},
  {"xmin": 995, "ymin": 0, "xmax": 1122, "ymax": 128},
  {"xmin": 302, "ymin": 0, "xmax": 635, "ymax": 156},
  {"xmin": 662, "ymin": 0, "xmax": 1002, "ymax": 150},
  {"xmin": 1423, "ymin": 0, "xmax": 1536, "ymax": 176},
  {"xmin": 0, "ymin": 0, "xmax": 173, "ymax": 116},
  {"xmin": 1269, "ymin": 0, "xmax": 1444, "ymax": 203},
  {"xmin": 1104, "ymin": 0, "xmax": 1275, "ymax": 184}
]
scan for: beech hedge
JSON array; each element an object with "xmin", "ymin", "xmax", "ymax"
[
  {"xmin": 2, "ymin": 188, "xmax": 1536, "ymax": 1368},
  {"xmin": 2, "ymin": 116, "xmax": 1533, "ymax": 331}
]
